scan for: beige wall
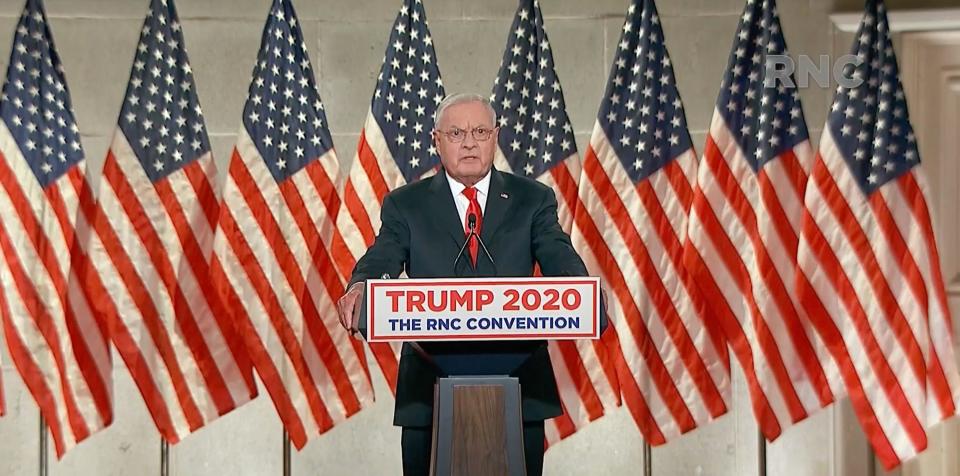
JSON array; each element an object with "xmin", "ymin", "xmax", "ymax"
[{"xmin": 0, "ymin": 0, "xmax": 958, "ymax": 474}]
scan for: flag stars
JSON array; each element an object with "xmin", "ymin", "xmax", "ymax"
[{"xmin": 370, "ymin": 2, "xmax": 445, "ymax": 180}]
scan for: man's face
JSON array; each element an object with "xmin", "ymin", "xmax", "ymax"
[{"xmin": 432, "ymin": 101, "xmax": 498, "ymax": 185}]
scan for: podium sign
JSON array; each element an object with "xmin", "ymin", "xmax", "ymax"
[{"xmin": 365, "ymin": 277, "xmax": 600, "ymax": 342}]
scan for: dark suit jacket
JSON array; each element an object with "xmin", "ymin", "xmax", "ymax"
[{"xmin": 348, "ymin": 168, "xmax": 592, "ymax": 427}]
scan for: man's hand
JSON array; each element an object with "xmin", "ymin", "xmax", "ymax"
[{"xmin": 337, "ymin": 282, "xmax": 365, "ymax": 338}]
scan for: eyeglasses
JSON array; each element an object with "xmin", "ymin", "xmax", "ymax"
[{"xmin": 434, "ymin": 126, "xmax": 498, "ymax": 143}]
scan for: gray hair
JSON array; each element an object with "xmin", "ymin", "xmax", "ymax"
[{"xmin": 433, "ymin": 93, "xmax": 497, "ymax": 129}]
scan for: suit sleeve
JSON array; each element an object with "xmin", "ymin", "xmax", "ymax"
[
  {"xmin": 348, "ymin": 194, "xmax": 409, "ymax": 287},
  {"xmin": 531, "ymin": 186, "xmax": 587, "ymax": 277},
  {"xmin": 530, "ymin": 187, "xmax": 608, "ymax": 333}
]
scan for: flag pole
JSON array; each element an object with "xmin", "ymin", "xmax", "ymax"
[
  {"xmin": 282, "ymin": 430, "xmax": 292, "ymax": 476},
  {"xmin": 160, "ymin": 439, "xmax": 170, "ymax": 476},
  {"xmin": 867, "ymin": 445, "xmax": 877, "ymax": 476},
  {"xmin": 39, "ymin": 415, "xmax": 48, "ymax": 476},
  {"xmin": 758, "ymin": 430, "xmax": 767, "ymax": 476},
  {"xmin": 642, "ymin": 441, "xmax": 652, "ymax": 476}
]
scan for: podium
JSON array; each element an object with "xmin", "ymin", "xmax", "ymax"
[
  {"xmin": 360, "ymin": 277, "xmax": 602, "ymax": 476},
  {"xmin": 431, "ymin": 376, "xmax": 524, "ymax": 475}
]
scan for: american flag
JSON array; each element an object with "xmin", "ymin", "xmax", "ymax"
[
  {"xmin": 490, "ymin": 0, "xmax": 620, "ymax": 445},
  {"xmin": 81, "ymin": 0, "xmax": 256, "ymax": 443},
  {"xmin": 571, "ymin": 0, "xmax": 730, "ymax": 444},
  {"xmin": 795, "ymin": 0, "xmax": 960, "ymax": 468},
  {"xmin": 331, "ymin": 0, "xmax": 444, "ymax": 393},
  {"xmin": 682, "ymin": 0, "xmax": 840, "ymax": 439},
  {"xmin": 209, "ymin": 0, "xmax": 373, "ymax": 449},
  {"xmin": 0, "ymin": 0, "xmax": 113, "ymax": 456}
]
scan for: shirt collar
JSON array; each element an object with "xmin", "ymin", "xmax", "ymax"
[{"xmin": 447, "ymin": 169, "xmax": 492, "ymax": 198}]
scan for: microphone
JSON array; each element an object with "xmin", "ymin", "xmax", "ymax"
[
  {"xmin": 474, "ymin": 232, "xmax": 497, "ymax": 274},
  {"xmin": 452, "ymin": 215, "xmax": 477, "ymax": 274},
  {"xmin": 452, "ymin": 213, "xmax": 497, "ymax": 274},
  {"xmin": 468, "ymin": 213, "xmax": 498, "ymax": 275}
]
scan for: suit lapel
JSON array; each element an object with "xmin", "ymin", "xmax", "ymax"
[
  {"xmin": 428, "ymin": 170, "xmax": 467, "ymax": 248},
  {"xmin": 429, "ymin": 169, "xmax": 513, "ymax": 272},
  {"xmin": 481, "ymin": 170, "xmax": 513, "ymax": 244}
]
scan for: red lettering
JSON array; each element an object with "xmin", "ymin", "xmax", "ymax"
[
  {"xmin": 385, "ymin": 290, "xmax": 404, "ymax": 312},
  {"xmin": 503, "ymin": 289, "xmax": 519, "ymax": 311},
  {"xmin": 407, "ymin": 290, "xmax": 425, "ymax": 312},
  {"xmin": 450, "ymin": 289, "xmax": 472, "ymax": 312},
  {"xmin": 476, "ymin": 289, "xmax": 494, "ymax": 310},
  {"xmin": 522, "ymin": 289, "xmax": 541, "ymax": 310},
  {"xmin": 543, "ymin": 289, "xmax": 560, "ymax": 311},
  {"xmin": 562, "ymin": 289, "xmax": 581, "ymax": 310},
  {"xmin": 427, "ymin": 290, "xmax": 447, "ymax": 312}
]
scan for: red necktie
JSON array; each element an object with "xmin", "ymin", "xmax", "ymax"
[{"xmin": 462, "ymin": 186, "xmax": 483, "ymax": 266}]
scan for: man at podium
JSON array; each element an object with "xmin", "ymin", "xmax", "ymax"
[{"xmin": 336, "ymin": 93, "xmax": 597, "ymax": 476}]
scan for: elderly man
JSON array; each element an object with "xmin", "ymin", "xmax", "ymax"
[{"xmin": 337, "ymin": 93, "xmax": 596, "ymax": 476}]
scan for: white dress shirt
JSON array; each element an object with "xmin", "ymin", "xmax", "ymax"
[{"xmin": 447, "ymin": 170, "xmax": 491, "ymax": 231}]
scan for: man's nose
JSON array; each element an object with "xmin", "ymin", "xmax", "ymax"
[{"xmin": 460, "ymin": 134, "xmax": 479, "ymax": 148}]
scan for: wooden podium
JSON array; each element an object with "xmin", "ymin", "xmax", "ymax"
[
  {"xmin": 361, "ymin": 277, "xmax": 602, "ymax": 476},
  {"xmin": 429, "ymin": 376, "xmax": 526, "ymax": 476}
]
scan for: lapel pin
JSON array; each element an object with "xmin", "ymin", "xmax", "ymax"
[{"xmin": 500, "ymin": 192, "xmax": 509, "ymax": 199}]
